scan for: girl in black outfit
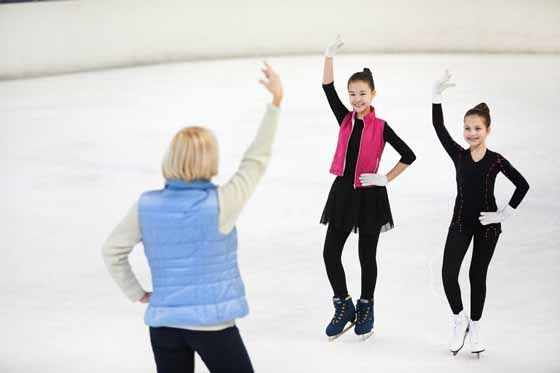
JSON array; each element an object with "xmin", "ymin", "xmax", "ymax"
[
  {"xmin": 432, "ymin": 70, "xmax": 529, "ymax": 356},
  {"xmin": 321, "ymin": 36, "xmax": 416, "ymax": 338}
]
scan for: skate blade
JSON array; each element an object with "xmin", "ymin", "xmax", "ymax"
[
  {"xmin": 450, "ymin": 343, "xmax": 465, "ymax": 356},
  {"xmin": 450, "ymin": 342, "xmax": 465, "ymax": 356},
  {"xmin": 359, "ymin": 330, "xmax": 374, "ymax": 341},
  {"xmin": 472, "ymin": 349, "xmax": 485, "ymax": 359},
  {"xmin": 450, "ymin": 328, "xmax": 469, "ymax": 356},
  {"xmin": 328, "ymin": 321, "xmax": 356, "ymax": 341}
]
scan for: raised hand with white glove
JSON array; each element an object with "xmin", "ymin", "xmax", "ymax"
[
  {"xmin": 433, "ymin": 69, "xmax": 456, "ymax": 104},
  {"xmin": 359, "ymin": 173, "xmax": 388, "ymax": 187},
  {"xmin": 324, "ymin": 34, "xmax": 344, "ymax": 58},
  {"xmin": 479, "ymin": 205, "xmax": 514, "ymax": 225}
]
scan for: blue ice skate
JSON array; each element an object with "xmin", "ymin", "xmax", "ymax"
[
  {"xmin": 326, "ymin": 296, "xmax": 356, "ymax": 339},
  {"xmin": 354, "ymin": 299, "xmax": 374, "ymax": 338}
]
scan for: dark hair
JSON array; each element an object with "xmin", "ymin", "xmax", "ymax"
[
  {"xmin": 464, "ymin": 102, "xmax": 491, "ymax": 128},
  {"xmin": 348, "ymin": 67, "xmax": 375, "ymax": 91}
]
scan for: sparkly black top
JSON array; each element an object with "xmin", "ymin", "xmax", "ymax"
[{"xmin": 432, "ymin": 103, "xmax": 530, "ymax": 234}]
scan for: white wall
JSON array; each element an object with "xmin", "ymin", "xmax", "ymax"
[{"xmin": 1, "ymin": 0, "xmax": 559, "ymax": 79}]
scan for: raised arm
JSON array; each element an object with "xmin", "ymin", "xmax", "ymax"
[
  {"xmin": 322, "ymin": 35, "xmax": 349, "ymax": 124},
  {"xmin": 323, "ymin": 82, "xmax": 349, "ymax": 125},
  {"xmin": 218, "ymin": 63, "xmax": 283, "ymax": 234},
  {"xmin": 323, "ymin": 35, "xmax": 343, "ymax": 85},
  {"xmin": 432, "ymin": 70, "xmax": 463, "ymax": 160}
]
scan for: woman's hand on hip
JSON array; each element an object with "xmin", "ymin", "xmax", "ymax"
[{"xmin": 139, "ymin": 292, "xmax": 152, "ymax": 303}]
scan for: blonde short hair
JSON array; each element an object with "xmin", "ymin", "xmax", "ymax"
[{"xmin": 162, "ymin": 126, "xmax": 218, "ymax": 182}]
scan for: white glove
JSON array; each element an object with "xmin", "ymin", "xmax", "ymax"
[
  {"xmin": 432, "ymin": 69, "xmax": 456, "ymax": 104},
  {"xmin": 324, "ymin": 35, "xmax": 344, "ymax": 58},
  {"xmin": 359, "ymin": 173, "xmax": 388, "ymax": 187},
  {"xmin": 479, "ymin": 205, "xmax": 514, "ymax": 225}
]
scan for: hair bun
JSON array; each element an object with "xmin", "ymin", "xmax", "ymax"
[
  {"xmin": 473, "ymin": 102, "xmax": 490, "ymax": 113},
  {"xmin": 348, "ymin": 68, "xmax": 375, "ymax": 90},
  {"xmin": 465, "ymin": 102, "xmax": 491, "ymax": 127}
]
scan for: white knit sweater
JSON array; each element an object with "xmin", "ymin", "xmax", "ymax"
[{"xmin": 102, "ymin": 104, "xmax": 280, "ymax": 331}]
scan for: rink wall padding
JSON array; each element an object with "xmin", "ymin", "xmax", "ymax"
[{"xmin": 0, "ymin": 0, "xmax": 559, "ymax": 79}]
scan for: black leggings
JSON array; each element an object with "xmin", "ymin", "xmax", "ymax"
[
  {"xmin": 442, "ymin": 227, "xmax": 499, "ymax": 321},
  {"xmin": 149, "ymin": 326, "xmax": 253, "ymax": 373},
  {"xmin": 323, "ymin": 223, "xmax": 381, "ymax": 300}
]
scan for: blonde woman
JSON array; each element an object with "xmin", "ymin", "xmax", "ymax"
[{"xmin": 102, "ymin": 63, "xmax": 282, "ymax": 373}]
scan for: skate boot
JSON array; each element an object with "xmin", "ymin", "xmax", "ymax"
[
  {"xmin": 354, "ymin": 299, "xmax": 374, "ymax": 339},
  {"xmin": 326, "ymin": 295, "xmax": 356, "ymax": 340},
  {"xmin": 449, "ymin": 311, "xmax": 469, "ymax": 355},
  {"xmin": 469, "ymin": 319, "xmax": 486, "ymax": 358}
]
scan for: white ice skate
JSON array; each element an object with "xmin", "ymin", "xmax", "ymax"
[
  {"xmin": 469, "ymin": 319, "xmax": 486, "ymax": 358},
  {"xmin": 449, "ymin": 311, "xmax": 469, "ymax": 355}
]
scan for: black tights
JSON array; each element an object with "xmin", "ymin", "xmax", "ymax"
[
  {"xmin": 323, "ymin": 223, "xmax": 381, "ymax": 300},
  {"xmin": 442, "ymin": 227, "xmax": 499, "ymax": 321}
]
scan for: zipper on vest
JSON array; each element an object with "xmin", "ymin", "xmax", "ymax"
[
  {"xmin": 341, "ymin": 114, "xmax": 355, "ymax": 176},
  {"xmin": 354, "ymin": 117, "xmax": 366, "ymax": 189}
]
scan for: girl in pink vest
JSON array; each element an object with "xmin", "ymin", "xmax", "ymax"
[{"xmin": 321, "ymin": 36, "xmax": 416, "ymax": 339}]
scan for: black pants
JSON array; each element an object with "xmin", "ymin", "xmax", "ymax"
[
  {"xmin": 441, "ymin": 226, "xmax": 500, "ymax": 321},
  {"xmin": 323, "ymin": 223, "xmax": 381, "ymax": 300},
  {"xmin": 149, "ymin": 326, "xmax": 254, "ymax": 373}
]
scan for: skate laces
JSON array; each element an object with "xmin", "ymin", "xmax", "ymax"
[
  {"xmin": 331, "ymin": 301, "xmax": 347, "ymax": 324},
  {"xmin": 356, "ymin": 300, "xmax": 372, "ymax": 324},
  {"xmin": 452, "ymin": 314, "xmax": 465, "ymax": 336},
  {"xmin": 469, "ymin": 322, "xmax": 480, "ymax": 343}
]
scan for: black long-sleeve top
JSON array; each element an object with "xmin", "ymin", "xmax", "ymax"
[
  {"xmin": 323, "ymin": 82, "xmax": 416, "ymax": 176},
  {"xmin": 432, "ymin": 103, "xmax": 529, "ymax": 235}
]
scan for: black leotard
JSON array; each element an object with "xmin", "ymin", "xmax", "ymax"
[{"xmin": 432, "ymin": 103, "xmax": 529, "ymax": 235}]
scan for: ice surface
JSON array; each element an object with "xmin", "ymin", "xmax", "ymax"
[{"xmin": 1, "ymin": 54, "xmax": 558, "ymax": 372}]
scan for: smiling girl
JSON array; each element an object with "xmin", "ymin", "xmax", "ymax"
[
  {"xmin": 320, "ymin": 36, "xmax": 416, "ymax": 339},
  {"xmin": 432, "ymin": 70, "xmax": 530, "ymax": 357}
]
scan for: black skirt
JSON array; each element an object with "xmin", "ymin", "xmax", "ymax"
[{"xmin": 320, "ymin": 176, "xmax": 394, "ymax": 234}]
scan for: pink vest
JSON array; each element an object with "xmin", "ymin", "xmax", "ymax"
[{"xmin": 329, "ymin": 107, "xmax": 385, "ymax": 188}]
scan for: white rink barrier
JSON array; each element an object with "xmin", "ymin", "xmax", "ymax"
[{"xmin": 1, "ymin": 0, "xmax": 559, "ymax": 79}]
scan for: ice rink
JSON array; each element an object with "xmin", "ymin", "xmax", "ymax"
[{"xmin": 1, "ymin": 54, "xmax": 559, "ymax": 372}]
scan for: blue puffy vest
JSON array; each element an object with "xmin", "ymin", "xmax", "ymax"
[{"xmin": 138, "ymin": 179, "xmax": 249, "ymax": 327}]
